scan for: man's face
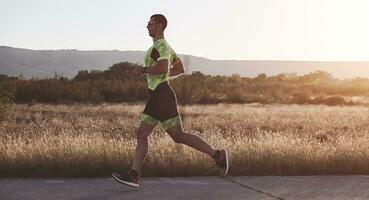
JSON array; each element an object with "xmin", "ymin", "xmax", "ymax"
[{"xmin": 146, "ymin": 18, "xmax": 158, "ymax": 37}]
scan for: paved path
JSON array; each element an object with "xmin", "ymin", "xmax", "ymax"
[{"xmin": 1, "ymin": 176, "xmax": 369, "ymax": 200}]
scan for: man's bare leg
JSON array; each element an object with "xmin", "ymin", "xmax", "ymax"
[
  {"xmin": 112, "ymin": 122, "xmax": 156, "ymax": 187},
  {"xmin": 166, "ymin": 124, "xmax": 229, "ymax": 176},
  {"xmin": 166, "ymin": 125, "xmax": 216, "ymax": 157},
  {"xmin": 131, "ymin": 122, "xmax": 156, "ymax": 173}
]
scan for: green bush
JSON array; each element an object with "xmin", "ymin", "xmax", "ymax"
[
  {"xmin": 1, "ymin": 63, "xmax": 369, "ymax": 106},
  {"xmin": 0, "ymin": 94, "xmax": 9, "ymax": 121}
]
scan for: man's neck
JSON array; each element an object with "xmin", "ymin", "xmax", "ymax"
[{"xmin": 153, "ymin": 33, "xmax": 164, "ymax": 42}]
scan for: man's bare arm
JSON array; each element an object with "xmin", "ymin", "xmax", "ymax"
[
  {"xmin": 170, "ymin": 58, "xmax": 184, "ymax": 77},
  {"xmin": 144, "ymin": 59, "xmax": 169, "ymax": 75}
]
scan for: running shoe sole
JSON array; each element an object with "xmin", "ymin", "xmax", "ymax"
[{"xmin": 112, "ymin": 173, "xmax": 139, "ymax": 188}]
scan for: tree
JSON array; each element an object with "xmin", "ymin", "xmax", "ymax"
[{"xmin": 257, "ymin": 73, "xmax": 267, "ymax": 80}]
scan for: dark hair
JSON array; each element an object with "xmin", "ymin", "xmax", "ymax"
[{"xmin": 151, "ymin": 14, "xmax": 167, "ymax": 30}]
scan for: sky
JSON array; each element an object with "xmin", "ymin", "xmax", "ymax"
[{"xmin": 1, "ymin": 0, "xmax": 369, "ymax": 61}]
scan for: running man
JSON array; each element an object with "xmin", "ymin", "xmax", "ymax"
[{"xmin": 112, "ymin": 14, "xmax": 229, "ymax": 188}]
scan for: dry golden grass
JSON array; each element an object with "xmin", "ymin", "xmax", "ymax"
[{"xmin": 1, "ymin": 103, "xmax": 369, "ymax": 177}]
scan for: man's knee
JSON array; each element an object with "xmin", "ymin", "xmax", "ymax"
[
  {"xmin": 170, "ymin": 131, "xmax": 185, "ymax": 144},
  {"xmin": 172, "ymin": 134, "xmax": 183, "ymax": 144},
  {"xmin": 166, "ymin": 125, "xmax": 186, "ymax": 144}
]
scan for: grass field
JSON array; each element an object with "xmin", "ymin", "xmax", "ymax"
[{"xmin": 1, "ymin": 103, "xmax": 369, "ymax": 177}]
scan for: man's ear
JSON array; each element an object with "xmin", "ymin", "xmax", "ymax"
[{"xmin": 157, "ymin": 23, "xmax": 164, "ymax": 31}]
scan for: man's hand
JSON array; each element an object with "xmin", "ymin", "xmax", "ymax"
[{"xmin": 138, "ymin": 67, "xmax": 146, "ymax": 75}]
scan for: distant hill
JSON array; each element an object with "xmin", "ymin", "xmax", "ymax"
[{"xmin": 1, "ymin": 46, "xmax": 369, "ymax": 79}]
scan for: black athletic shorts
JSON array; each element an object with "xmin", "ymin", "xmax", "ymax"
[{"xmin": 140, "ymin": 81, "xmax": 181, "ymax": 129}]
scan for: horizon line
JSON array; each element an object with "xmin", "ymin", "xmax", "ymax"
[{"xmin": 1, "ymin": 45, "xmax": 369, "ymax": 63}]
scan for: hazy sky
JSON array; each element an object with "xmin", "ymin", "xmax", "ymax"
[{"xmin": 1, "ymin": 0, "xmax": 368, "ymax": 61}]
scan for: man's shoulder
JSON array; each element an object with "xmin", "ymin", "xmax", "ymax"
[{"xmin": 153, "ymin": 39, "xmax": 168, "ymax": 48}]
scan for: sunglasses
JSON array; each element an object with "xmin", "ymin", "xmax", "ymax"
[{"xmin": 147, "ymin": 22, "xmax": 156, "ymax": 26}]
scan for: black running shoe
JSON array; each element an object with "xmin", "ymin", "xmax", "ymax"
[
  {"xmin": 112, "ymin": 170, "xmax": 139, "ymax": 188},
  {"xmin": 213, "ymin": 149, "xmax": 229, "ymax": 177}
]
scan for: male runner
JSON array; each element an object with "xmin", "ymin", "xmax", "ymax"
[{"xmin": 112, "ymin": 14, "xmax": 229, "ymax": 188}]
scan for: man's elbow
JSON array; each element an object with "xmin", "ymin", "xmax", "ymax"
[{"xmin": 176, "ymin": 60, "xmax": 185, "ymax": 74}]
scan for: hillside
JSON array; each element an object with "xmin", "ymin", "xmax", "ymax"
[{"xmin": 1, "ymin": 46, "xmax": 369, "ymax": 79}]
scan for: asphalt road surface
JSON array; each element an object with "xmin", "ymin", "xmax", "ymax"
[{"xmin": 1, "ymin": 176, "xmax": 369, "ymax": 200}]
